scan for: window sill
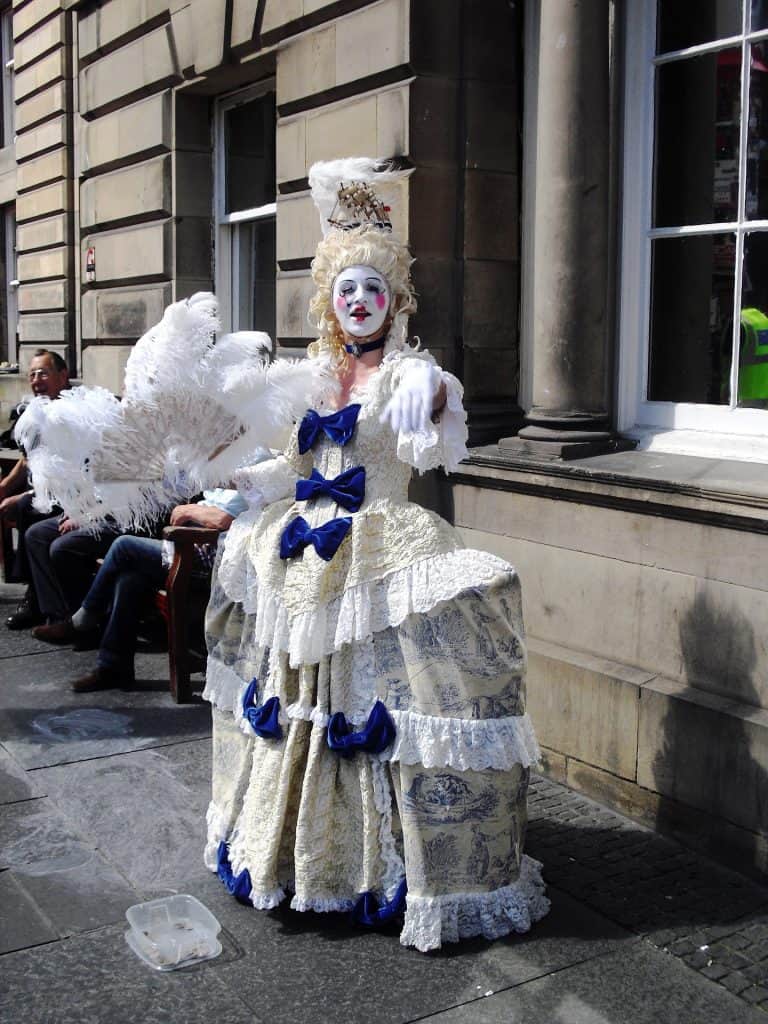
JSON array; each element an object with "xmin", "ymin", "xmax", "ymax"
[
  {"xmin": 455, "ymin": 444, "xmax": 768, "ymax": 531},
  {"xmin": 628, "ymin": 426, "xmax": 768, "ymax": 464}
]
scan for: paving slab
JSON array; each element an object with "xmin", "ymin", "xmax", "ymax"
[
  {"xmin": 0, "ymin": 922, "xmax": 261, "ymax": 1024},
  {"xmin": 0, "ymin": 743, "xmax": 45, "ymax": 802},
  {"xmin": 0, "ymin": 871, "xmax": 57, "ymax": 954},
  {"xmin": 0, "ymin": 631, "xmax": 62, "ymax": 658},
  {"xmin": 0, "ymin": 649, "xmax": 210, "ymax": 769},
  {"xmin": 33, "ymin": 738, "xmax": 212, "ymax": 895},
  {"xmin": 189, "ymin": 881, "xmax": 636, "ymax": 1024},
  {"xmin": 0, "ymin": 798, "xmax": 137, "ymax": 936},
  {"xmin": 420, "ymin": 940, "xmax": 763, "ymax": 1023}
]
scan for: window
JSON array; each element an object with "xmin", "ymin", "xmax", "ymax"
[
  {"xmin": 0, "ymin": 203, "xmax": 16, "ymax": 365},
  {"xmin": 214, "ymin": 84, "xmax": 276, "ymax": 339},
  {"xmin": 619, "ymin": 1, "xmax": 768, "ymax": 453},
  {"xmin": 1, "ymin": 3, "xmax": 13, "ymax": 148}
]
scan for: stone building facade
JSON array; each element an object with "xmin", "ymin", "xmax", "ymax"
[{"xmin": 1, "ymin": 0, "xmax": 768, "ymax": 881}]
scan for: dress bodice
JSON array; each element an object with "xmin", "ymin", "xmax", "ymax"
[{"xmin": 299, "ymin": 396, "xmax": 413, "ymax": 516}]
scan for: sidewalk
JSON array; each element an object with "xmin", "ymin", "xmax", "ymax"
[{"xmin": 1, "ymin": 580, "xmax": 767, "ymax": 1024}]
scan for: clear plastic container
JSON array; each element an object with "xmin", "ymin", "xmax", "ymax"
[{"xmin": 124, "ymin": 895, "xmax": 222, "ymax": 971}]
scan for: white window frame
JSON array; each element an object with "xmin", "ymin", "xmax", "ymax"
[
  {"xmin": 618, "ymin": 1, "xmax": 768, "ymax": 459},
  {"xmin": 3, "ymin": 203, "xmax": 16, "ymax": 364},
  {"xmin": 0, "ymin": 4, "xmax": 13, "ymax": 149},
  {"xmin": 213, "ymin": 81, "xmax": 276, "ymax": 335}
]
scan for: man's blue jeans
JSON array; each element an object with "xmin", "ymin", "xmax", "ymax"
[{"xmin": 82, "ymin": 535, "xmax": 167, "ymax": 674}]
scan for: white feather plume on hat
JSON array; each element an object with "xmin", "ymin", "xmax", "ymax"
[{"xmin": 308, "ymin": 157, "xmax": 411, "ymax": 235}]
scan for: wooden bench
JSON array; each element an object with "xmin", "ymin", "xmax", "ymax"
[
  {"xmin": 0, "ymin": 448, "xmax": 23, "ymax": 580},
  {"xmin": 157, "ymin": 524, "xmax": 220, "ymax": 703}
]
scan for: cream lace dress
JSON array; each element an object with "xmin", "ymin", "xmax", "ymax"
[{"xmin": 203, "ymin": 348, "xmax": 549, "ymax": 951}]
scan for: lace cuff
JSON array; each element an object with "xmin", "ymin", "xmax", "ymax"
[
  {"xmin": 232, "ymin": 454, "xmax": 297, "ymax": 508},
  {"xmin": 400, "ymin": 856, "xmax": 550, "ymax": 951},
  {"xmin": 395, "ymin": 368, "xmax": 468, "ymax": 473}
]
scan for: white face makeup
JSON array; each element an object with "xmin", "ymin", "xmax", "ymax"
[{"xmin": 332, "ymin": 265, "xmax": 391, "ymax": 341}]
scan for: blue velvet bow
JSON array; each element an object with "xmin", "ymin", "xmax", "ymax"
[
  {"xmin": 242, "ymin": 682, "xmax": 282, "ymax": 740},
  {"xmin": 217, "ymin": 841, "xmax": 253, "ymax": 904},
  {"xmin": 280, "ymin": 515, "xmax": 353, "ymax": 562},
  {"xmin": 327, "ymin": 700, "xmax": 396, "ymax": 757},
  {"xmin": 295, "ymin": 466, "xmax": 366, "ymax": 513},
  {"xmin": 298, "ymin": 404, "xmax": 361, "ymax": 454},
  {"xmin": 351, "ymin": 877, "xmax": 408, "ymax": 927}
]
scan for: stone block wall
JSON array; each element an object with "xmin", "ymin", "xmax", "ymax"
[
  {"xmin": 452, "ymin": 461, "xmax": 768, "ymax": 878},
  {"xmin": 410, "ymin": 0, "xmax": 523, "ymax": 443},
  {"xmin": 13, "ymin": 0, "xmax": 74, "ymax": 372},
  {"xmin": 0, "ymin": 0, "xmax": 525, "ymax": 411},
  {"xmin": 76, "ymin": 2, "xmax": 182, "ymax": 389}
]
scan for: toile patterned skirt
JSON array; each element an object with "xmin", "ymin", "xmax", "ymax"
[{"xmin": 202, "ymin": 509, "xmax": 549, "ymax": 952}]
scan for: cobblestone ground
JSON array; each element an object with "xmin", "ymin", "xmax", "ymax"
[{"xmin": 527, "ymin": 774, "xmax": 768, "ymax": 1012}]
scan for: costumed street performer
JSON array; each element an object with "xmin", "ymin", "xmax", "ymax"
[{"xmin": 15, "ymin": 158, "xmax": 549, "ymax": 952}]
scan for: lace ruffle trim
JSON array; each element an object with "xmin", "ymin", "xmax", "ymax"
[
  {"xmin": 400, "ymin": 856, "xmax": 550, "ymax": 952},
  {"xmin": 204, "ymin": 799, "xmax": 230, "ymax": 872},
  {"xmin": 204, "ymin": 656, "xmax": 538, "ymax": 771},
  {"xmin": 202, "ymin": 659, "xmax": 246, "ymax": 721},
  {"xmin": 389, "ymin": 709, "xmax": 540, "ymax": 771},
  {"xmin": 217, "ymin": 547, "xmax": 517, "ymax": 668},
  {"xmin": 251, "ymin": 888, "xmax": 286, "ymax": 910},
  {"xmin": 290, "ymin": 895, "xmax": 356, "ymax": 913}
]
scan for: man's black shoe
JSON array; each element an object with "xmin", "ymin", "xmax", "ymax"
[{"xmin": 6, "ymin": 596, "xmax": 45, "ymax": 630}]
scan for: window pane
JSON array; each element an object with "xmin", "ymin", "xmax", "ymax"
[
  {"xmin": 235, "ymin": 217, "xmax": 276, "ymax": 340},
  {"xmin": 654, "ymin": 49, "xmax": 741, "ymax": 227},
  {"xmin": 224, "ymin": 92, "xmax": 276, "ymax": 214},
  {"xmin": 657, "ymin": 0, "xmax": 741, "ymax": 54},
  {"xmin": 737, "ymin": 231, "xmax": 768, "ymax": 405},
  {"xmin": 747, "ymin": 43, "xmax": 768, "ymax": 218},
  {"xmin": 648, "ymin": 234, "xmax": 735, "ymax": 403},
  {"xmin": 751, "ymin": 0, "xmax": 768, "ymax": 31},
  {"xmin": 0, "ymin": 210, "xmax": 8, "ymax": 363}
]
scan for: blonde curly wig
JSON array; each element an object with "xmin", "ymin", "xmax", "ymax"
[{"xmin": 307, "ymin": 225, "xmax": 417, "ymax": 369}]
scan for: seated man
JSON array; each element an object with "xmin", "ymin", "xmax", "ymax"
[
  {"xmin": 32, "ymin": 488, "xmax": 250, "ymax": 692},
  {"xmin": 25, "ymin": 513, "xmax": 122, "ymax": 629},
  {"xmin": 1, "ymin": 349, "xmax": 72, "ymax": 628}
]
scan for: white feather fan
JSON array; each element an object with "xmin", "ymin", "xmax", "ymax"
[{"xmin": 16, "ymin": 292, "xmax": 332, "ymax": 530}]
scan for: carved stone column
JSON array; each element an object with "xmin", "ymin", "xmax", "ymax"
[{"xmin": 501, "ymin": 0, "xmax": 615, "ymax": 458}]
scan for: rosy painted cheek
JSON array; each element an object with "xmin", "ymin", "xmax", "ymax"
[
  {"xmin": 375, "ymin": 293, "xmax": 387, "ymax": 310},
  {"xmin": 335, "ymin": 297, "xmax": 346, "ymax": 310}
]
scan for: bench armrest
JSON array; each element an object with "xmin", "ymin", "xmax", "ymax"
[{"xmin": 162, "ymin": 525, "xmax": 221, "ymax": 545}]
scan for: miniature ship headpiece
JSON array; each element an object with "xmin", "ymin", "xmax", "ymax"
[{"xmin": 308, "ymin": 157, "xmax": 410, "ymax": 237}]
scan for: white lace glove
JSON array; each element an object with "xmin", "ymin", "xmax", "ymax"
[{"xmin": 380, "ymin": 362, "xmax": 442, "ymax": 435}]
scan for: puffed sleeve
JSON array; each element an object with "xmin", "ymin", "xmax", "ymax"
[{"xmin": 232, "ymin": 424, "xmax": 312, "ymax": 509}]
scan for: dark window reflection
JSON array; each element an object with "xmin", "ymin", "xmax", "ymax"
[
  {"xmin": 0, "ymin": 211, "xmax": 7, "ymax": 363},
  {"xmin": 648, "ymin": 234, "xmax": 734, "ymax": 403},
  {"xmin": 747, "ymin": 43, "xmax": 768, "ymax": 218},
  {"xmin": 236, "ymin": 217, "xmax": 276, "ymax": 339},
  {"xmin": 657, "ymin": 0, "xmax": 741, "ymax": 54},
  {"xmin": 752, "ymin": 0, "xmax": 768, "ymax": 30},
  {"xmin": 737, "ymin": 232, "xmax": 768, "ymax": 406},
  {"xmin": 225, "ymin": 92, "xmax": 276, "ymax": 214},
  {"xmin": 655, "ymin": 49, "xmax": 741, "ymax": 227}
]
